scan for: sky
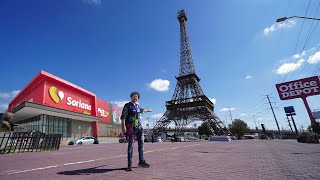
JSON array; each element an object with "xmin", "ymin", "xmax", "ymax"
[{"xmin": 1, "ymin": 0, "xmax": 320, "ymax": 131}]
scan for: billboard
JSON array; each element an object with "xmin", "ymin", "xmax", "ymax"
[
  {"xmin": 96, "ymin": 98, "xmax": 111, "ymax": 123},
  {"xmin": 276, "ymin": 76, "xmax": 320, "ymax": 100},
  {"xmin": 284, "ymin": 106, "xmax": 295, "ymax": 114},
  {"xmin": 111, "ymin": 104, "xmax": 122, "ymax": 124},
  {"xmin": 312, "ymin": 111, "xmax": 320, "ymax": 119}
]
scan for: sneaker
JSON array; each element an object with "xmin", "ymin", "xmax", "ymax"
[
  {"xmin": 126, "ymin": 164, "xmax": 133, "ymax": 171},
  {"xmin": 138, "ymin": 160, "xmax": 150, "ymax": 168}
]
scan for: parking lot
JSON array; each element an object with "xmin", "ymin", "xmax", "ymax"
[{"xmin": 0, "ymin": 140, "xmax": 319, "ymax": 180}]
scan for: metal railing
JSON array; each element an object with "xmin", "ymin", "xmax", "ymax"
[{"xmin": 0, "ymin": 132, "xmax": 62, "ymax": 154}]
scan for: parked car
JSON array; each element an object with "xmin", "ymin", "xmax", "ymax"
[
  {"xmin": 244, "ymin": 135, "xmax": 254, "ymax": 139},
  {"xmin": 119, "ymin": 137, "xmax": 127, "ymax": 143},
  {"xmin": 230, "ymin": 136, "xmax": 237, "ymax": 140},
  {"xmin": 119, "ymin": 136, "xmax": 138, "ymax": 143},
  {"xmin": 68, "ymin": 136, "xmax": 96, "ymax": 145},
  {"xmin": 208, "ymin": 136, "xmax": 232, "ymax": 142},
  {"xmin": 157, "ymin": 137, "xmax": 163, "ymax": 142},
  {"xmin": 186, "ymin": 136, "xmax": 197, "ymax": 140},
  {"xmin": 260, "ymin": 134, "xmax": 269, "ymax": 140},
  {"xmin": 171, "ymin": 136, "xmax": 185, "ymax": 142}
]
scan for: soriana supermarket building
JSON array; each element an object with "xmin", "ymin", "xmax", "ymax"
[{"xmin": 8, "ymin": 71, "xmax": 123, "ymax": 139}]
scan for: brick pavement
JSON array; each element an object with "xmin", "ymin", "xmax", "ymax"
[{"xmin": 0, "ymin": 140, "xmax": 319, "ymax": 180}]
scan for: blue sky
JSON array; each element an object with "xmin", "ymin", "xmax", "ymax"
[{"xmin": 1, "ymin": 0, "xmax": 320, "ymax": 131}]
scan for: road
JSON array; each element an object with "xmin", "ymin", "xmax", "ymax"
[{"xmin": 0, "ymin": 140, "xmax": 319, "ymax": 180}]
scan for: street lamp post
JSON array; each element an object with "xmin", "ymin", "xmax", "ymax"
[
  {"xmin": 276, "ymin": 16, "xmax": 320, "ymax": 23},
  {"xmin": 253, "ymin": 112, "xmax": 262, "ymax": 131}
]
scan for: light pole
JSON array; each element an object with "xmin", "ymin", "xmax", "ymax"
[
  {"xmin": 276, "ymin": 16, "xmax": 320, "ymax": 23},
  {"xmin": 253, "ymin": 112, "xmax": 262, "ymax": 131}
]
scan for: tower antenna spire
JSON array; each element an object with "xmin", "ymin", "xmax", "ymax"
[{"xmin": 179, "ymin": 0, "xmax": 183, "ymax": 10}]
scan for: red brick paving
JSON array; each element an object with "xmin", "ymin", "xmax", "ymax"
[{"xmin": 0, "ymin": 140, "xmax": 319, "ymax": 180}]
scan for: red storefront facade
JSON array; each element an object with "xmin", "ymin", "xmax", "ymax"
[{"xmin": 8, "ymin": 71, "xmax": 122, "ymax": 138}]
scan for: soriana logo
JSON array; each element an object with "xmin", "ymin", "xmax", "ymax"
[
  {"xmin": 49, "ymin": 86, "xmax": 65, "ymax": 103},
  {"xmin": 49, "ymin": 86, "xmax": 92, "ymax": 113},
  {"xmin": 276, "ymin": 76, "xmax": 320, "ymax": 100}
]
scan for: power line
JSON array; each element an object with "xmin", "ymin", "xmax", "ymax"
[
  {"xmin": 294, "ymin": 0, "xmax": 320, "ymax": 79},
  {"xmin": 302, "ymin": 43, "xmax": 320, "ymax": 75},
  {"xmin": 282, "ymin": 0, "xmax": 312, "ymax": 82},
  {"xmin": 311, "ymin": 44, "xmax": 320, "ymax": 75}
]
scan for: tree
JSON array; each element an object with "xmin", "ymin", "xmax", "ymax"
[
  {"xmin": 307, "ymin": 125, "xmax": 312, "ymax": 133},
  {"xmin": 198, "ymin": 123, "xmax": 213, "ymax": 136},
  {"xmin": 228, "ymin": 119, "xmax": 250, "ymax": 139},
  {"xmin": 309, "ymin": 122, "xmax": 320, "ymax": 134}
]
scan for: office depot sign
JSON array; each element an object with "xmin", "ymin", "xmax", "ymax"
[{"xmin": 276, "ymin": 76, "xmax": 320, "ymax": 100}]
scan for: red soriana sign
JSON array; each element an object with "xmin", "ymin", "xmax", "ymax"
[
  {"xmin": 276, "ymin": 76, "xmax": 320, "ymax": 100},
  {"xmin": 45, "ymin": 82, "xmax": 94, "ymax": 115}
]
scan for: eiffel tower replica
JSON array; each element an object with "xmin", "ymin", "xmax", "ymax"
[{"xmin": 150, "ymin": 9, "xmax": 230, "ymax": 137}]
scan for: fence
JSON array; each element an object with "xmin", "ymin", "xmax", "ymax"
[{"xmin": 0, "ymin": 132, "xmax": 62, "ymax": 154}]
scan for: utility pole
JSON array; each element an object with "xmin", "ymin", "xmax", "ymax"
[
  {"xmin": 290, "ymin": 113, "xmax": 299, "ymax": 136},
  {"xmin": 286, "ymin": 116, "xmax": 294, "ymax": 133},
  {"xmin": 228, "ymin": 107, "xmax": 233, "ymax": 122},
  {"xmin": 266, "ymin": 95, "xmax": 282, "ymax": 138}
]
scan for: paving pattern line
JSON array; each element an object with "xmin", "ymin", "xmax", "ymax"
[{"xmin": 6, "ymin": 143, "xmax": 202, "ymax": 175}]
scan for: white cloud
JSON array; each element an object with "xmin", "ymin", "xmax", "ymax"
[
  {"xmin": 220, "ymin": 107, "xmax": 236, "ymax": 112},
  {"xmin": 263, "ymin": 20, "xmax": 296, "ymax": 36},
  {"xmin": 307, "ymin": 51, "xmax": 320, "ymax": 64},
  {"xmin": 209, "ymin": 98, "xmax": 216, "ymax": 105},
  {"xmin": 82, "ymin": 0, "xmax": 102, "ymax": 5},
  {"xmin": 110, "ymin": 101, "xmax": 128, "ymax": 108},
  {"xmin": 245, "ymin": 75, "xmax": 252, "ymax": 80},
  {"xmin": 275, "ymin": 59, "xmax": 304, "ymax": 75},
  {"xmin": 151, "ymin": 113, "xmax": 163, "ymax": 119},
  {"xmin": 293, "ymin": 51, "xmax": 306, "ymax": 59},
  {"xmin": 257, "ymin": 117, "xmax": 273, "ymax": 121},
  {"xmin": 0, "ymin": 90, "xmax": 20, "ymax": 99},
  {"xmin": 240, "ymin": 113, "xmax": 248, "ymax": 116},
  {"xmin": 148, "ymin": 79, "xmax": 170, "ymax": 92}
]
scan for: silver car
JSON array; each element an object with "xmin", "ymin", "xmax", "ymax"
[{"xmin": 68, "ymin": 136, "xmax": 95, "ymax": 145}]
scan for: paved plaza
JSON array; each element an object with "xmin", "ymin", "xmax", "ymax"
[{"xmin": 0, "ymin": 140, "xmax": 319, "ymax": 180}]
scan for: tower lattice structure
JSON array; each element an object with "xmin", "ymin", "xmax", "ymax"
[{"xmin": 150, "ymin": 9, "xmax": 230, "ymax": 137}]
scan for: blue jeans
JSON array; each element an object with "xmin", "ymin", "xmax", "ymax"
[{"xmin": 127, "ymin": 128, "xmax": 144, "ymax": 166}]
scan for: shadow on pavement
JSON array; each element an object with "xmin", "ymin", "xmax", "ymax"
[
  {"xmin": 57, "ymin": 165, "xmax": 127, "ymax": 175},
  {"xmin": 292, "ymin": 152, "xmax": 320, "ymax": 155}
]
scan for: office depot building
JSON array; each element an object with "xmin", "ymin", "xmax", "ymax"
[{"xmin": 8, "ymin": 71, "xmax": 123, "ymax": 138}]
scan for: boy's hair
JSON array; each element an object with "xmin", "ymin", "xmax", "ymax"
[{"xmin": 130, "ymin": 92, "xmax": 140, "ymax": 99}]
